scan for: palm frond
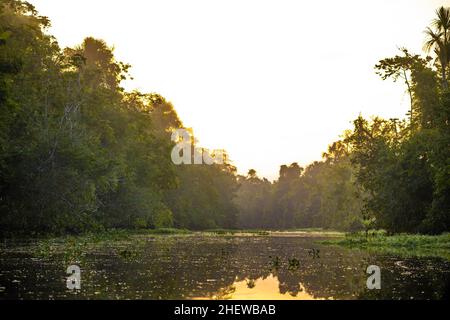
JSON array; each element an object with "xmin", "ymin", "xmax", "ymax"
[
  {"xmin": 432, "ymin": 6, "xmax": 450, "ymax": 32},
  {"xmin": 423, "ymin": 27, "xmax": 443, "ymax": 52}
]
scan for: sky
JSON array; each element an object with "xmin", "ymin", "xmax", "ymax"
[{"xmin": 30, "ymin": 0, "xmax": 450, "ymax": 180}]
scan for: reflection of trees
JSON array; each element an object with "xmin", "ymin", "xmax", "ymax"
[{"xmin": 212, "ymin": 285, "xmax": 236, "ymax": 300}]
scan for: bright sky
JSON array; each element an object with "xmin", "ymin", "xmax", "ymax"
[{"xmin": 30, "ymin": 0, "xmax": 450, "ymax": 180}]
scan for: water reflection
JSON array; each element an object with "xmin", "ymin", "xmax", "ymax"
[
  {"xmin": 195, "ymin": 275, "xmax": 324, "ymax": 300},
  {"xmin": 0, "ymin": 235, "xmax": 449, "ymax": 300}
]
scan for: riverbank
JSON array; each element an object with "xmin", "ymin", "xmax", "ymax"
[{"xmin": 320, "ymin": 232, "xmax": 450, "ymax": 260}]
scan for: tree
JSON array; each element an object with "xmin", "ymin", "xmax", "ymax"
[
  {"xmin": 375, "ymin": 49, "xmax": 438, "ymax": 128},
  {"xmin": 424, "ymin": 6, "xmax": 450, "ymax": 89}
]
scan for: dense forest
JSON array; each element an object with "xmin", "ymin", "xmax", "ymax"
[{"xmin": 0, "ymin": 0, "xmax": 448, "ymax": 236}]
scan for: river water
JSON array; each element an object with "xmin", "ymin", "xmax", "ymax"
[{"xmin": 0, "ymin": 234, "xmax": 449, "ymax": 300}]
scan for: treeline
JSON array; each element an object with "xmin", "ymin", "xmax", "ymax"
[
  {"xmin": 234, "ymin": 159, "xmax": 363, "ymax": 231},
  {"xmin": 0, "ymin": 1, "xmax": 448, "ymax": 235}
]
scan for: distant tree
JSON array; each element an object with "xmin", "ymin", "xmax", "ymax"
[{"xmin": 247, "ymin": 169, "xmax": 257, "ymax": 179}]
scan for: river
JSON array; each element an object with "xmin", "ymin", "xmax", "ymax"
[{"xmin": 0, "ymin": 233, "xmax": 449, "ymax": 299}]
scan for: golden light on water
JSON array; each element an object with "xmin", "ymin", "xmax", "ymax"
[{"xmin": 195, "ymin": 275, "xmax": 327, "ymax": 300}]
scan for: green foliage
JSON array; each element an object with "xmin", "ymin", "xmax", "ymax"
[
  {"xmin": 234, "ymin": 158, "xmax": 364, "ymax": 231},
  {"xmin": 153, "ymin": 207, "xmax": 174, "ymax": 229},
  {"xmin": 166, "ymin": 158, "xmax": 239, "ymax": 230},
  {"xmin": 348, "ymin": 10, "xmax": 450, "ymax": 234},
  {"xmin": 0, "ymin": 0, "xmax": 239, "ymax": 235}
]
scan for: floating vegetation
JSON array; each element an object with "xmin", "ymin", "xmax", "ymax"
[
  {"xmin": 32, "ymin": 230, "xmax": 132, "ymax": 265},
  {"xmin": 117, "ymin": 249, "xmax": 139, "ymax": 261},
  {"xmin": 288, "ymin": 258, "xmax": 300, "ymax": 271},
  {"xmin": 268, "ymin": 256, "xmax": 281, "ymax": 270},
  {"xmin": 307, "ymin": 248, "xmax": 321, "ymax": 259}
]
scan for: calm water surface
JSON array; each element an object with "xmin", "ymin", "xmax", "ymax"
[{"xmin": 0, "ymin": 234, "xmax": 449, "ymax": 300}]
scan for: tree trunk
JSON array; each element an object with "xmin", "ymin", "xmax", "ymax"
[
  {"xmin": 403, "ymin": 69, "xmax": 414, "ymax": 125},
  {"xmin": 442, "ymin": 66, "xmax": 448, "ymax": 90}
]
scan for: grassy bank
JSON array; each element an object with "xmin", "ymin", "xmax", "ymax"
[{"xmin": 320, "ymin": 232, "xmax": 450, "ymax": 260}]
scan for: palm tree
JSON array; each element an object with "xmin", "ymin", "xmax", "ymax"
[{"xmin": 424, "ymin": 6, "xmax": 450, "ymax": 89}]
